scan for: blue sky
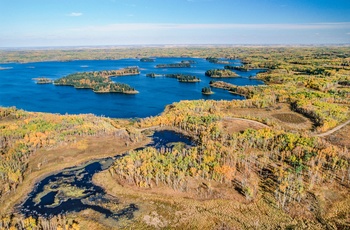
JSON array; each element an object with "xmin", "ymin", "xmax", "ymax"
[{"xmin": 1, "ymin": 0, "xmax": 349, "ymax": 47}]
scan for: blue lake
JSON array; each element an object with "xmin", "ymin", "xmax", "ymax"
[{"xmin": 0, "ymin": 57, "xmax": 264, "ymax": 118}]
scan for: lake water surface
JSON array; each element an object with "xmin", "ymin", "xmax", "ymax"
[{"xmin": 0, "ymin": 57, "xmax": 264, "ymax": 118}]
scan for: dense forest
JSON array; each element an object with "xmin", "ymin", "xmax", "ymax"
[{"xmin": 0, "ymin": 46, "xmax": 350, "ymax": 229}]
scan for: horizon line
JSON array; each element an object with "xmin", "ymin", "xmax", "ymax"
[{"xmin": 1, "ymin": 43, "xmax": 350, "ymax": 50}]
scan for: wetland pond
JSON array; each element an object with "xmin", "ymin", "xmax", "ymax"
[{"xmin": 18, "ymin": 130, "xmax": 194, "ymax": 220}]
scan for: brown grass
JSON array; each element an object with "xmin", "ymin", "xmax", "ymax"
[
  {"xmin": 272, "ymin": 113, "xmax": 307, "ymax": 124},
  {"xmin": 220, "ymin": 118, "xmax": 267, "ymax": 133},
  {"xmin": 224, "ymin": 103, "xmax": 313, "ymax": 131},
  {"xmin": 92, "ymin": 170, "xmax": 335, "ymax": 229},
  {"xmin": 325, "ymin": 123, "xmax": 350, "ymax": 149}
]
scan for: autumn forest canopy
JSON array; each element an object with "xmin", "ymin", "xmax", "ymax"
[{"xmin": 0, "ymin": 46, "xmax": 350, "ymax": 229}]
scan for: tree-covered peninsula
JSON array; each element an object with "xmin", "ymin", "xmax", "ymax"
[
  {"xmin": 54, "ymin": 67, "xmax": 139, "ymax": 94},
  {"xmin": 205, "ymin": 68, "xmax": 239, "ymax": 78}
]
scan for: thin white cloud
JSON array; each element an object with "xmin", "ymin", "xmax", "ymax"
[
  {"xmin": 70, "ymin": 22, "xmax": 350, "ymax": 32},
  {"xmin": 69, "ymin": 12, "xmax": 83, "ymax": 17}
]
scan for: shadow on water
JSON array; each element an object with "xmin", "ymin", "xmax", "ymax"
[{"xmin": 18, "ymin": 130, "xmax": 193, "ymax": 221}]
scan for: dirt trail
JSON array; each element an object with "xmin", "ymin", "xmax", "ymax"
[
  {"xmin": 223, "ymin": 117, "xmax": 270, "ymax": 128},
  {"xmin": 314, "ymin": 119, "xmax": 350, "ymax": 137}
]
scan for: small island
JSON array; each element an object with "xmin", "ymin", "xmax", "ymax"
[
  {"xmin": 156, "ymin": 63, "xmax": 191, "ymax": 68},
  {"xmin": 146, "ymin": 73, "xmax": 163, "ymax": 78},
  {"xmin": 181, "ymin": 60, "xmax": 196, "ymax": 64},
  {"xmin": 205, "ymin": 69, "xmax": 239, "ymax": 78},
  {"xmin": 140, "ymin": 58, "xmax": 155, "ymax": 62},
  {"xmin": 178, "ymin": 75, "xmax": 200, "ymax": 83},
  {"xmin": 33, "ymin": 77, "xmax": 53, "ymax": 84},
  {"xmin": 54, "ymin": 67, "xmax": 139, "ymax": 94},
  {"xmin": 146, "ymin": 73, "xmax": 200, "ymax": 82},
  {"xmin": 166, "ymin": 74, "xmax": 201, "ymax": 82},
  {"xmin": 201, "ymin": 87, "xmax": 214, "ymax": 95}
]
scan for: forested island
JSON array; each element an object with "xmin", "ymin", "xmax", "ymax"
[
  {"xmin": 54, "ymin": 67, "xmax": 139, "ymax": 94},
  {"xmin": 177, "ymin": 75, "xmax": 200, "ymax": 82},
  {"xmin": 140, "ymin": 58, "xmax": 155, "ymax": 62},
  {"xmin": 181, "ymin": 60, "xmax": 196, "ymax": 64},
  {"xmin": 205, "ymin": 68, "xmax": 239, "ymax": 78},
  {"xmin": 165, "ymin": 73, "xmax": 200, "ymax": 82},
  {"xmin": 145, "ymin": 73, "xmax": 162, "ymax": 78},
  {"xmin": 146, "ymin": 73, "xmax": 200, "ymax": 82},
  {"xmin": 0, "ymin": 46, "xmax": 350, "ymax": 229},
  {"xmin": 156, "ymin": 62, "xmax": 191, "ymax": 68},
  {"xmin": 201, "ymin": 86, "xmax": 214, "ymax": 94}
]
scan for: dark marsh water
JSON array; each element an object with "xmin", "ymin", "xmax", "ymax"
[{"xmin": 19, "ymin": 130, "xmax": 194, "ymax": 219}]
